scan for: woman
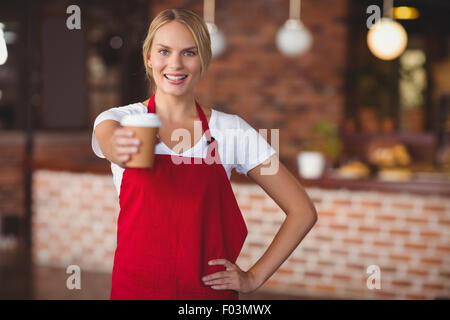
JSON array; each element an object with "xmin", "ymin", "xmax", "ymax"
[{"xmin": 93, "ymin": 8, "xmax": 317, "ymax": 300}]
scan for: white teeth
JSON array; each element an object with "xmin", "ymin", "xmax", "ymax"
[{"xmin": 165, "ymin": 74, "xmax": 187, "ymax": 81}]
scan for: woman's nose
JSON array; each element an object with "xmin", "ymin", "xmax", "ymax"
[{"xmin": 168, "ymin": 53, "xmax": 183, "ymax": 68}]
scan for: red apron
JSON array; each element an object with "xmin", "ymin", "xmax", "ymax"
[{"xmin": 110, "ymin": 95, "xmax": 248, "ymax": 300}]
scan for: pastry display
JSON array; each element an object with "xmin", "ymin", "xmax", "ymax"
[
  {"xmin": 368, "ymin": 143, "xmax": 411, "ymax": 167},
  {"xmin": 337, "ymin": 161, "xmax": 370, "ymax": 179},
  {"xmin": 378, "ymin": 168, "xmax": 413, "ymax": 181}
]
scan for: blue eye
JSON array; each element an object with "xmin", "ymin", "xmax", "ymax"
[
  {"xmin": 185, "ymin": 51, "xmax": 195, "ymax": 56},
  {"xmin": 159, "ymin": 49, "xmax": 168, "ymax": 55}
]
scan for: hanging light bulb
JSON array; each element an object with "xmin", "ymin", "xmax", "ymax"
[
  {"xmin": 276, "ymin": 0, "xmax": 312, "ymax": 56},
  {"xmin": 204, "ymin": 0, "xmax": 226, "ymax": 58},
  {"xmin": 206, "ymin": 23, "xmax": 226, "ymax": 58},
  {"xmin": 367, "ymin": 0, "xmax": 408, "ymax": 60},
  {"xmin": 0, "ymin": 23, "xmax": 8, "ymax": 65}
]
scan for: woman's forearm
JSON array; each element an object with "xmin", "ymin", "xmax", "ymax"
[{"xmin": 247, "ymin": 210, "xmax": 317, "ymax": 288}]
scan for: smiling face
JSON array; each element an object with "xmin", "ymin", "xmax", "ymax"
[{"xmin": 147, "ymin": 21, "xmax": 202, "ymax": 98}]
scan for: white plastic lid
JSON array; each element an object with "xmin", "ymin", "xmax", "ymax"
[{"xmin": 120, "ymin": 114, "xmax": 161, "ymax": 127}]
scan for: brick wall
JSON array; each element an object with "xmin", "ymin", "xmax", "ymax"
[{"xmin": 32, "ymin": 170, "xmax": 450, "ymax": 299}]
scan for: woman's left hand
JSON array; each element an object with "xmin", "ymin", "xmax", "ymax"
[{"xmin": 202, "ymin": 259, "xmax": 261, "ymax": 294}]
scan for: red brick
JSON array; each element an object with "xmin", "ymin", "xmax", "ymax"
[
  {"xmin": 420, "ymin": 257, "xmax": 443, "ymax": 266},
  {"xmin": 318, "ymin": 210, "xmax": 335, "ymax": 218},
  {"xmin": 102, "ymin": 205, "xmax": 115, "ymax": 212},
  {"xmin": 316, "ymin": 235, "xmax": 332, "ymax": 242},
  {"xmin": 332, "ymin": 199, "xmax": 352, "ymax": 206},
  {"xmin": 265, "ymin": 278, "xmax": 282, "ymax": 287},
  {"xmin": 303, "ymin": 246, "xmax": 320, "ymax": 254},
  {"xmin": 332, "ymin": 273, "xmax": 352, "ymax": 282},
  {"xmin": 389, "ymin": 229, "xmax": 410, "ymax": 237},
  {"xmin": 404, "ymin": 243, "xmax": 427, "ymax": 251},
  {"xmin": 436, "ymin": 245, "xmax": 450, "ymax": 253},
  {"xmin": 262, "ymin": 207, "xmax": 280, "ymax": 214},
  {"xmin": 248, "ymin": 241, "xmax": 265, "ymax": 249},
  {"xmin": 277, "ymin": 268, "xmax": 294, "ymax": 275},
  {"xmin": 359, "ymin": 226, "xmax": 380, "ymax": 233},
  {"xmin": 439, "ymin": 219, "xmax": 450, "ymax": 225},
  {"xmin": 249, "ymin": 194, "xmax": 266, "ymax": 201},
  {"xmin": 262, "ymin": 230, "xmax": 276, "ymax": 238},
  {"xmin": 292, "ymin": 283, "xmax": 306, "ymax": 290},
  {"xmin": 347, "ymin": 263, "xmax": 365, "ymax": 271},
  {"xmin": 419, "ymin": 231, "xmax": 441, "ymax": 239},
  {"xmin": 408, "ymin": 269, "xmax": 429, "ymax": 277},
  {"xmin": 389, "ymin": 255, "xmax": 410, "ymax": 262},
  {"xmin": 382, "ymin": 266, "xmax": 397, "ymax": 274},
  {"xmin": 376, "ymin": 214, "xmax": 397, "ymax": 221},
  {"xmin": 317, "ymin": 260, "xmax": 335, "ymax": 267},
  {"xmin": 439, "ymin": 271, "xmax": 450, "ymax": 278},
  {"xmin": 423, "ymin": 205, "xmax": 446, "ymax": 213},
  {"xmin": 422, "ymin": 283, "xmax": 445, "ymax": 291},
  {"xmin": 392, "ymin": 203, "xmax": 413, "ymax": 210},
  {"xmin": 315, "ymin": 284, "xmax": 336, "ymax": 294},
  {"xmin": 49, "ymin": 190, "xmax": 60, "ymax": 197},
  {"xmin": 373, "ymin": 241, "xmax": 393, "ymax": 248},
  {"xmin": 81, "ymin": 182, "xmax": 92, "ymax": 189},
  {"xmin": 330, "ymin": 249, "xmax": 348, "ymax": 256},
  {"xmin": 330, "ymin": 223, "xmax": 348, "ymax": 231},
  {"xmin": 343, "ymin": 238, "xmax": 363, "ymax": 245},
  {"xmin": 361, "ymin": 201, "xmax": 382, "ymax": 208},
  {"xmin": 304, "ymin": 271, "xmax": 323, "ymax": 278},
  {"xmin": 405, "ymin": 217, "xmax": 428, "ymax": 224},
  {"xmin": 391, "ymin": 280, "xmax": 412, "ymax": 287},
  {"xmin": 359, "ymin": 252, "xmax": 379, "ymax": 259},
  {"xmin": 238, "ymin": 204, "xmax": 252, "ymax": 211},
  {"xmin": 290, "ymin": 257, "xmax": 307, "ymax": 264},
  {"xmin": 348, "ymin": 212, "xmax": 365, "ymax": 219},
  {"xmin": 246, "ymin": 217, "xmax": 263, "ymax": 224}
]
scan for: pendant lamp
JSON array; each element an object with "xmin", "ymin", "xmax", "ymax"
[
  {"xmin": 276, "ymin": 0, "xmax": 312, "ymax": 56},
  {"xmin": 204, "ymin": 0, "xmax": 226, "ymax": 58},
  {"xmin": 367, "ymin": 0, "xmax": 408, "ymax": 61},
  {"xmin": 0, "ymin": 23, "xmax": 8, "ymax": 65}
]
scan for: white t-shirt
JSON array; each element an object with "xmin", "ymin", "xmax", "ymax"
[{"xmin": 91, "ymin": 102, "xmax": 277, "ymax": 196}]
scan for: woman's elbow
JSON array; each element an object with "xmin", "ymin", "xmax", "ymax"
[{"xmin": 307, "ymin": 200, "xmax": 318, "ymax": 227}]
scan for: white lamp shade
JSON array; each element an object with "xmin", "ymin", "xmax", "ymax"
[
  {"xmin": 0, "ymin": 24, "xmax": 8, "ymax": 65},
  {"xmin": 276, "ymin": 19, "xmax": 312, "ymax": 56},
  {"xmin": 367, "ymin": 18, "xmax": 408, "ymax": 61},
  {"xmin": 206, "ymin": 22, "xmax": 226, "ymax": 58}
]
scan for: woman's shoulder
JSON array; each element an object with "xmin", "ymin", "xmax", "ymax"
[
  {"xmin": 114, "ymin": 102, "xmax": 148, "ymax": 113},
  {"xmin": 100, "ymin": 102, "xmax": 147, "ymax": 116},
  {"xmin": 209, "ymin": 108, "xmax": 243, "ymax": 129},
  {"xmin": 94, "ymin": 102, "xmax": 147, "ymax": 126}
]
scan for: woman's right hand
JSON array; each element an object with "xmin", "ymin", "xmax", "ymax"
[{"xmin": 110, "ymin": 127, "xmax": 141, "ymax": 168}]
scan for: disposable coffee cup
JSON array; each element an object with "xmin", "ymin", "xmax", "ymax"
[{"xmin": 120, "ymin": 114, "xmax": 161, "ymax": 168}]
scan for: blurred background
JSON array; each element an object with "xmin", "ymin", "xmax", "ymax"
[{"xmin": 0, "ymin": 0, "xmax": 449, "ymax": 300}]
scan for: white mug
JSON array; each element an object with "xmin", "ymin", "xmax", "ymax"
[{"xmin": 297, "ymin": 151, "xmax": 325, "ymax": 179}]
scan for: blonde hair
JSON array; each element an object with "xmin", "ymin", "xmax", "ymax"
[{"xmin": 142, "ymin": 8, "xmax": 212, "ymax": 81}]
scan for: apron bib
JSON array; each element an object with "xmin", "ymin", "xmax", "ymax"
[{"xmin": 110, "ymin": 95, "xmax": 248, "ymax": 300}]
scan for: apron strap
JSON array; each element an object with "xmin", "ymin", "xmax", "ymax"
[{"xmin": 146, "ymin": 95, "xmax": 216, "ymax": 149}]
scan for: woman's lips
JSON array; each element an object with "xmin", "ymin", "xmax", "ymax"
[{"xmin": 164, "ymin": 74, "xmax": 188, "ymax": 85}]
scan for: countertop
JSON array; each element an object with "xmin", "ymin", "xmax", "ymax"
[{"xmin": 3, "ymin": 130, "xmax": 449, "ymax": 196}]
